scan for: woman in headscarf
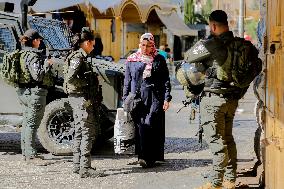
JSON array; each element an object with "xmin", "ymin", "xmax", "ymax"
[{"xmin": 123, "ymin": 33, "xmax": 172, "ymax": 168}]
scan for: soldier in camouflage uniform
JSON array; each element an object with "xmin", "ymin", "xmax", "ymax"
[
  {"xmin": 64, "ymin": 28, "xmax": 105, "ymax": 178},
  {"xmin": 17, "ymin": 29, "xmax": 53, "ymax": 162},
  {"xmin": 186, "ymin": 11, "xmax": 249, "ymax": 189}
]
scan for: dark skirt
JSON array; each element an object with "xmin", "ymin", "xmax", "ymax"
[{"xmin": 133, "ymin": 84, "xmax": 165, "ymax": 163}]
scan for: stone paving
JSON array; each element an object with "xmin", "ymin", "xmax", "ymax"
[{"xmin": 0, "ymin": 86, "xmax": 260, "ymax": 189}]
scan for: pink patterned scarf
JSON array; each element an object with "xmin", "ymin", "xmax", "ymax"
[{"xmin": 127, "ymin": 33, "xmax": 157, "ymax": 78}]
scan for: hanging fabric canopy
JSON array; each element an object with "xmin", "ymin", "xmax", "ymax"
[
  {"xmin": 155, "ymin": 8, "xmax": 198, "ymax": 36},
  {"xmin": 31, "ymin": 0, "xmax": 121, "ymax": 13}
]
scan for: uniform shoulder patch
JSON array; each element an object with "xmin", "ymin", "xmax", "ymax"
[{"xmin": 70, "ymin": 58, "xmax": 81, "ymax": 69}]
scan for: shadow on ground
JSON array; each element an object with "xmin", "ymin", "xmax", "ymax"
[
  {"xmin": 233, "ymin": 120, "xmax": 257, "ymax": 127},
  {"xmin": 103, "ymin": 158, "xmax": 212, "ymax": 176},
  {"xmin": 94, "ymin": 137, "xmax": 209, "ymax": 157},
  {"xmin": 0, "ymin": 132, "xmax": 46, "ymax": 153},
  {"xmin": 0, "ymin": 133, "xmax": 209, "ymax": 156},
  {"xmin": 165, "ymin": 137, "xmax": 208, "ymax": 153}
]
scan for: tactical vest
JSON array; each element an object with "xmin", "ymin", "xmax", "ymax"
[
  {"xmin": 64, "ymin": 50, "xmax": 101, "ymax": 104},
  {"xmin": 183, "ymin": 38, "xmax": 228, "ymax": 90},
  {"xmin": 182, "ymin": 37, "xmax": 248, "ymax": 96}
]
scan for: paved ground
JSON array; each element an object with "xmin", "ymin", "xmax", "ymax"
[{"xmin": 0, "ymin": 85, "xmax": 261, "ymax": 189}]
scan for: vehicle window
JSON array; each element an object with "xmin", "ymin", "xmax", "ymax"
[{"xmin": 0, "ymin": 27, "xmax": 16, "ymax": 53}]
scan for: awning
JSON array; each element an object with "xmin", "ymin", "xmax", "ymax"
[
  {"xmin": 31, "ymin": 0, "xmax": 121, "ymax": 13},
  {"xmin": 156, "ymin": 8, "xmax": 198, "ymax": 36}
]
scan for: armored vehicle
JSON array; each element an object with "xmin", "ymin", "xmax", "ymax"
[{"xmin": 0, "ymin": 10, "xmax": 125, "ymax": 155}]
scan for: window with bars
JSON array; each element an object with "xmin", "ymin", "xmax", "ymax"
[{"xmin": 0, "ymin": 27, "xmax": 16, "ymax": 53}]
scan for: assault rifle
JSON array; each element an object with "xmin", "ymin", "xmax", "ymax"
[
  {"xmin": 195, "ymin": 95, "xmax": 203, "ymax": 147},
  {"xmin": 176, "ymin": 98, "xmax": 193, "ymax": 113},
  {"xmin": 177, "ymin": 95, "xmax": 203, "ymax": 147}
]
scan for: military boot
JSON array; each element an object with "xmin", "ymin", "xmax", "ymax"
[
  {"xmin": 138, "ymin": 159, "xmax": 155, "ymax": 168},
  {"xmin": 138, "ymin": 159, "xmax": 147, "ymax": 168},
  {"xmin": 22, "ymin": 155, "xmax": 26, "ymax": 161},
  {"xmin": 73, "ymin": 165, "xmax": 97, "ymax": 174},
  {"xmin": 79, "ymin": 167, "xmax": 106, "ymax": 178},
  {"xmin": 222, "ymin": 180, "xmax": 235, "ymax": 189},
  {"xmin": 26, "ymin": 155, "xmax": 44, "ymax": 160},
  {"xmin": 26, "ymin": 155, "xmax": 50, "ymax": 166},
  {"xmin": 195, "ymin": 182, "xmax": 222, "ymax": 189},
  {"xmin": 73, "ymin": 164, "xmax": 80, "ymax": 174}
]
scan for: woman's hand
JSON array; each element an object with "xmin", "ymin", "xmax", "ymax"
[{"xmin": 163, "ymin": 101, "xmax": 170, "ymax": 111}]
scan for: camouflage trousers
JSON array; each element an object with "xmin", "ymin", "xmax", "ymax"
[
  {"xmin": 17, "ymin": 87, "xmax": 48, "ymax": 158},
  {"xmin": 68, "ymin": 95, "xmax": 97, "ymax": 169},
  {"xmin": 200, "ymin": 94, "xmax": 239, "ymax": 187}
]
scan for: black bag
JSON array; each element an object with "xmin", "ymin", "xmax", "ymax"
[
  {"xmin": 123, "ymin": 66, "xmax": 144, "ymax": 113},
  {"xmin": 123, "ymin": 93, "xmax": 142, "ymax": 113}
]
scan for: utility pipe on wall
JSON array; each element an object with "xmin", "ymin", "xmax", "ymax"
[{"xmin": 238, "ymin": 0, "xmax": 244, "ymax": 37}]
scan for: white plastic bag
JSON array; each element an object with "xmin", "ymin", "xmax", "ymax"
[{"xmin": 114, "ymin": 108, "xmax": 135, "ymax": 154}]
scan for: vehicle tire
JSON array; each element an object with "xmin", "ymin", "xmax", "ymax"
[
  {"xmin": 38, "ymin": 98, "xmax": 115, "ymax": 155},
  {"xmin": 38, "ymin": 98, "xmax": 74, "ymax": 155}
]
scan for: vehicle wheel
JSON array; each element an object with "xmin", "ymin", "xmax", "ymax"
[
  {"xmin": 38, "ymin": 98, "xmax": 115, "ymax": 155},
  {"xmin": 38, "ymin": 98, "xmax": 74, "ymax": 155}
]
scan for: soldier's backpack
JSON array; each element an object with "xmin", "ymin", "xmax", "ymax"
[
  {"xmin": 217, "ymin": 37, "xmax": 262, "ymax": 88},
  {"xmin": 0, "ymin": 50, "xmax": 22, "ymax": 87}
]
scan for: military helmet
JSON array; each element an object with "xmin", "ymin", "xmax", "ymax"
[{"xmin": 176, "ymin": 62, "xmax": 206, "ymax": 86}]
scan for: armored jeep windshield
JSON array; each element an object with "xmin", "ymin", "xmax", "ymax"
[
  {"xmin": 0, "ymin": 11, "xmax": 72, "ymax": 63},
  {"xmin": 28, "ymin": 16, "xmax": 73, "ymax": 50}
]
